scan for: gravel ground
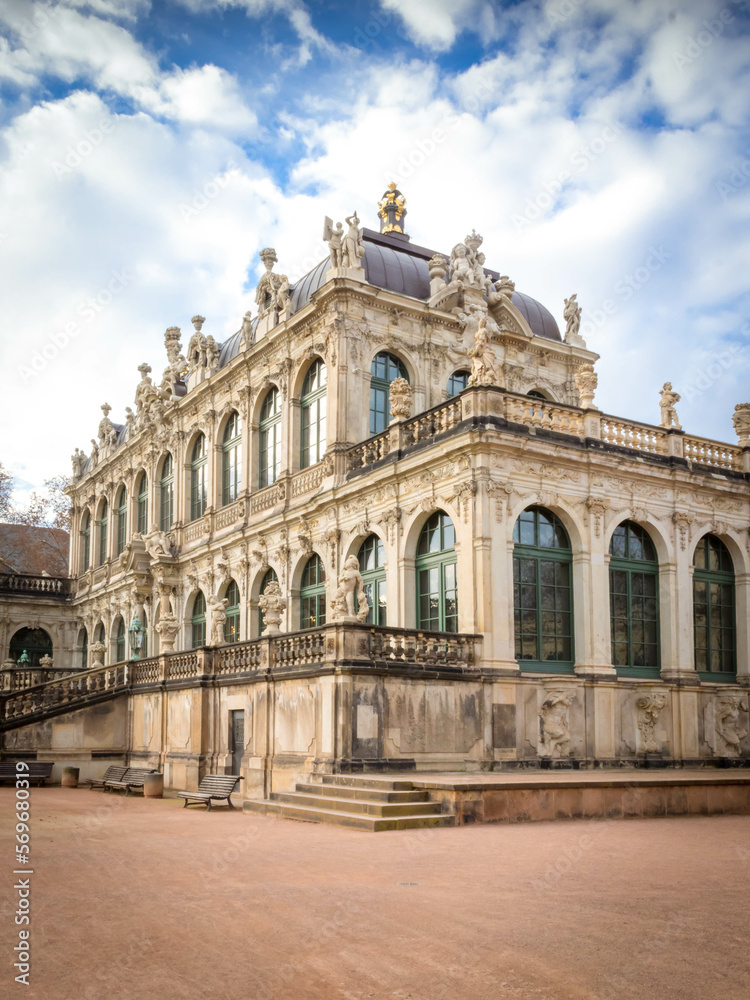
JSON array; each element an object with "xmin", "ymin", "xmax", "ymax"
[{"xmin": 1, "ymin": 787, "xmax": 748, "ymax": 1000}]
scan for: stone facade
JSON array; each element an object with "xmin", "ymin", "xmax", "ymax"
[{"xmin": 2, "ymin": 201, "xmax": 749, "ymax": 792}]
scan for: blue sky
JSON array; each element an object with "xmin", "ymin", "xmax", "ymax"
[{"xmin": 1, "ymin": 0, "xmax": 749, "ymax": 496}]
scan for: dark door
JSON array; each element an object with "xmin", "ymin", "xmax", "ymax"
[{"xmin": 230, "ymin": 710, "xmax": 244, "ymax": 775}]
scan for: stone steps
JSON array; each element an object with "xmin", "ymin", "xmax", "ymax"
[{"xmin": 243, "ymin": 775, "xmax": 454, "ymax": 831}]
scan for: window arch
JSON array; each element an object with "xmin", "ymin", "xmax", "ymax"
[
  {"xmin": 78, "ymin": 626, "xmax": 88, "ymax": 670},
  {"xmin": 358, "ymin": 534, "xmax": 386, "ymax": 625},
  {"xmin": 190, "ymin": 434, "xmax": 208, "ymax": 521},
  {"xmin": 94, "ymin": 622, "xmax": 105, "ymax": 646},
  {"xmin": 114, "ymin": 617, "xmax": 126, "ymax": 662},
  {"xmin": 116, "ymin": 487, "xmax": 127, "ymax": 556},
  {"xmin": 160, "ymin": 454, "xmax": 174, "ymax": 531},
  {"xmin": 416, "ymin": 512, "xmax": 457, "ymax": 632},
  {"xmin": 98, "ymin": 500, "xmax": 109, "ymax": 566},
  {"xmin": 512, "ymin": 506, "xmax": 573, "ymax": 669},
  {"xmin": 257, "ymin": 567, "xmax": 278, "ymax": 635},
  {"xmin": 222, "ymin": 412, "xmax": 242, "ymax": 505},
  {"xmin": 140, "ymin": 610, "xmax": 148, "ymax": 659},
  {"xmin": 527, "ymin": 389, "xmax": 548, "ymax": 400},
  {"xmin": 447, "ymin": 370, "xmax": 470, "ymax": 397},
  {"xmin": 301, "ymin": 359, "xmax": 327, "ymax": 468},
  {"xmin": 136, "ymin": 472, "xmax": 148, "ymax": 534},
  {"xmin": 191, "ymin": 591, "xmax": 206, "ymax": 648},
  {"xmin": 9, "ymin": 627, "xmax": 53, "ymax": 667},
  {"xmin": 693, "ymin": 535, "xmax": 735, "ymax": 676},
  {"xmin": 370, "ymin": 352, "xmax": 408, "ymax": 434},
  {"xmin": 224, "ymin": 579, "xmax": 240, "ymax": 644},
  {"xmin": 259, "ymin": 387, "xmax": 282, "ymax": 488},
  {"xmin": 300, "ymin": 555, "xmax": 326, "ymax": 629},
  {"xmin": 609, "ymin": 521, "xmax": 659, "ymax": 672},
  {"xmin": 81, "ymin": 510, "xmax": 91, "ymax": 571}
]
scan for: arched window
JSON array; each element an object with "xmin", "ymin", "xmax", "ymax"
[
  {"xmin": 94, "ymin": 622, "xmax": 105, "ymax": 645},
  {"xmin": 416, "ymin": 512, "xmax": 457, "ymax": 632},
  {"xmin": 693, "ymin": 535, "xmax": 735, "ymax": 675},
  {"xmin": 609, "ymin": 521, "xmax": 659, "ymax": 671},
  {"xmin": 358, "ymin": 534, "xmax": 386, "ymax": 626},
  {"xmin": 225, "ymin": 580, "xmax": 240, "ymax": 644},
  {"xmin": 116, "ymin": 487, "xmax": 127, "ymax": 556},
  {"xmin": 257, "ymin": 567, "xmax": 278, "ymax": 635},
  {"xmin": 513, "ymin": 507, "xmax": 573, "ymax": 668},
  {"xmin": 79, "ymin": 626, "xmax": 88, "ymax": 670},
  {"xmin": 301, "ymin": 359, "xmax": 327, "ymax": 468},
  {"xmin": 447, "ymin": 370, "xmax": 470, "ymax": 397},
  {"xmin": 527, "ymin": 390, "xmax": 547, "ymax": 399},
  {"xmin": 115, "ymin": 617, "xmax": 126, "ymax": 662},
  {"xmin": 191, "ymin": 591, "xmax": 206, "ymax": 648},
  {"xmin": 370, "ymin": 352, "xmax": 408, "ymax": 434},
  {"xmin": 300, "ymin": 555, "xmax": 326, "ymax": 629},
  {"xmin": 190, "ymin": 434, "xmax": 208, "ymax": 521},
  {"xmin": 9, "ymin": 627, "xmax": 53, "ymax": 667},
  {"xmin": 136, "ymin": 472, "xmax": 148, "ymax": 534},
  {"xmin": 222, "ymin": 412, "xmax": 242, "ymax": 505},
  {"xmin": 140, "ymin": 610, "xmax": 148, "ymax": 659},
  {"xmin": 259, "ymin": 388, "xmax": 282, "ymax": 488},
  {"xmin": 160, "ymin": 454, "xmax": 174, "ymax": 531},
  {"xmin": 81, "ymin": 511, "xmax": 91, "ymax": 571},
  {"xmin": 98, "ymin": 500, "xmax": 109, "ymax": 565}
]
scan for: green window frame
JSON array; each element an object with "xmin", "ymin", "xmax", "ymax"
[
  {"xmin": 447, "ymin": 369, "xmax": 470, "ymax": 397},
  {"xmin": 82, "ymin": 511, "xmax": 91, "ymax": 571},
  {"xmin": 115, "ymin": 617, "xmax": 126, "ymax": 662},
  {"xmin": 94, "ymin": 622, "xmax": 105, "ymax": 646},
  {"xmin": 512, "ymin": 506, "xmax": 573, "ymax": 671},
  {"xmin": 257, "ymin": 567, "xmax": 278, "ymax": 636},
  {"xmin": 140, "ymin": 612, "xmax": 148, "ymax": 659},
  {"xmin": 300, "ymin": 555, "xmax": 326, "ymax": 629},
  {"xmin": 358, "ymin": 534, "xmax": 387, "ymax": 626},
  {"xmin": 609, "ymin": 521, "xmax": 660, "ymax": 674},
  {"xmin": 80, "ymin": 627, "xmax": 88, "ymax": 670},
  {"xmin": 370, "ymin": 352, "xmax": 408, "ymax": 435},
  {"xmin": 416, "ymin": 511, "xmax": 457, "ymax": 632},
  {"xmin": 98, "ymin": 500, "xmax": 109, "ymax": 566},
  {"xmin": 191, "ymin": 591, "xmax": 206, "ymax": 649},
  {"xmin": 159, "ymin": 454, "xmax": 174, "ymax": 531},
  {"xmin": 9, "ymin": 627, "xmax": 53, "ymax": 667},
  {"xmin": 136, "ymin": 473, "xmax": 148, "ymax": 535},
  {"xmin": 116, "ymin": 487, "xmax": 127, "ymax": 556},
  {"xmin": 190, "ymin": 434, "xmax": 208, "ymax": 521},
  {"xmin": 225, "ymin": 579, "xmax": 240, "ymax": 644},
  {"xmin": 300, "ymin": 359, "xmax": 327, "ymax": 468},
  {"xmin": 693, "ymin": 534, "xmax": 735, "ymax": 677},
  {"xmin": 259, "ymin": 387, "xmax": 282, "ymax": 488},
  {"xmin": 222, "ymin": 412, "xmax": 242, "ymax": 506}
]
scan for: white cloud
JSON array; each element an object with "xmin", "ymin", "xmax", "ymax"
[{"xmin": 379, "ymin": 0, "xmax": 500, "ymax": 52}]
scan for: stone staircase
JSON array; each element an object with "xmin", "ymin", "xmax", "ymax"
[{"xmin": 243, "ymin": 774, "xmax": 455, "ymax": 831}]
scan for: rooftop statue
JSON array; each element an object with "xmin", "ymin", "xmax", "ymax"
[
  {"xmin": 659, "ymin": 382, "xmax": 681, "ymax": 430},
  {"xmin": 378, "ymin": 181, "xmax": 407, "ymax": 235}
]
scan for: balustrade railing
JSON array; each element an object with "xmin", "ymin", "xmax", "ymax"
[
  {"xmin": 504, "ymin": 394, "xmax": 584, "ymax": 436},
  {"xmin": 165, "ymin": 652, "xmax": 200, "ymax": 681},
  {"xmin": 275, "ymin": 629, "xmax": 327, "ymax": 668},
  {"xmin": 251, "ymin": 481, "xmax": 286, "ymax": 513},
  {"xmin": 347, "ymin": 430, "xmax": 390, "ymax": 471},
  {"xmin": 292, "ymin": 463, "xmax": 325, "ymax": 497},
  {"xmin": 600, "ymin": 414, "xmax": 668, "ymax": 455},
  {"xmin": 216, "ymin": 642, "xmax": 263, "ymax": 675},
  {"xmin": 369, "ymin": 627, "xmax": 477, "ymax": 668},
  {"xmin": 0, "ymin": 574, "xmax": 70, "ymax": 596},
  {"xmin": 683, "ymin": 435, "xmax": 741, "ymax": 471}
]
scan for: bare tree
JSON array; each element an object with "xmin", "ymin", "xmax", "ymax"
[{"xmin": 0, "ymin": 465, "xmax": 72, "ymax": 531}]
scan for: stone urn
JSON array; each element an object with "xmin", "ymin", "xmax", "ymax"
[{"xmin": 61, "ymin": 766, "xmax": 80, "ymax": 788}]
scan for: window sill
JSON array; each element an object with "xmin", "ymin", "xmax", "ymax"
[{"xmin": 516, "ymin": 661, "xmax": 575, "ymax": 674}]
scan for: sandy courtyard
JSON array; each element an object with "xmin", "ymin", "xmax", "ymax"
[{"xmin": 1, "ymin": 786, "xmax": 749, "ymax": 1000}]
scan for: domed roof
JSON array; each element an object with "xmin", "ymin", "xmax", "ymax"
[{"xmin": 287, "ymin": 230, "xmax": 561, "ymax": 341}]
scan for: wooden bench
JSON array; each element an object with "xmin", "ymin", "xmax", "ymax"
[
  {"xmin": 177, "ymin": 774, "xmax": 243, "ymax": 811},
  {"xmin": 0, "ymin": 761, "xmax": 55, "ymax": 786},
  {"xmin": 104, "ymin": 767, "xmax": 158, "ymax": 795},
  {"xmin": 85, "ymin": 765, "xmax": 129, "ymax": 790}
]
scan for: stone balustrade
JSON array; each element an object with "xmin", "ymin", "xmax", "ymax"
[
  {"xmin": 599, "ymin": 414, "xmax": 668, "ymax": 455},
  {"xmin": 683, "ymin": 434, "xmax": 742, "ymax": 471},
  {"xmin": 0, "ymin": 574, "xmax": 71, "ymax": 597},
  {"xmin": 0, "ymin": 624, "xmax": 482, "ymax": 730},
  {"xmin": 504, "ymin": 394, "xmax": 585, "ymax": 436}
]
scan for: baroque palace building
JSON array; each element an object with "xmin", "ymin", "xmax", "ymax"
[{"xmin": 2, "ymin": 186, "xmax": 750, "ymax": 799}]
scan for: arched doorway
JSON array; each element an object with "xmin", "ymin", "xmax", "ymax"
[{"xmin": 9, "ymin": 627, "xmax": 53, "ymax": 666}]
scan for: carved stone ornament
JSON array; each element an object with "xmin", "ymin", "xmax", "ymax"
[
  {"xmin": 155, "ymin": 615, "xmax": 180, "ymax": 653},
  {"xmin": 574, "ymin": 363, "xmax": 598, "ymax": 409},
  {"xmin": 636, "ymin": 693, "xmax": 668, "ymax": 753},
  {"xmin": 389, "ymin": 377, "xmax": 411, "ymax": 420},
  {"xmin": 468, "ymin": 315, "xmax": 501, "ymax": 387},
  {"xmin": 733, "ymin": 402, "xmax": 750, "ymax": 446},
  {"xmin": 208, "ymin": 594, "xmax": 229, "ymax": 645},
  {"xmin": 659, "ymin": 382, "xmax": 681, "ymax": 430},
  {"xmin": 563, "ymin": 293, "xmax": 586, "ymax": 347},
  {"xmin": 330, "ymin": 555, "xmax": 369, "ymax": 623},
  {"xmin": 538, "ymin": 689, "xmax": 575, "ymax": 758},
  {"xmin": 259, "ymin": 581, "xmax": 286, "ymax": 636},
  {"xmin": 714, "ymin": 694, "xmax": 748, "ymax": 758},
  {"xmin": 89, "ymin": 642, "xmax": 106, "ymax": 668}
]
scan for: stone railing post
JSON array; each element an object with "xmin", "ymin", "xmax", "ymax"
[
  {"xmin": 582, "ymin": 409, "xmax": 601, "ymax": 440},
  {"xmin": 666, "ymin": 428, "xmax": 685, "ymax": 458}
]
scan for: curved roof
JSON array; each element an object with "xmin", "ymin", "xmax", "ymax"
[{"xmin": 284, "ymin": 237, "xmax": 561, "ymax": 342}]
